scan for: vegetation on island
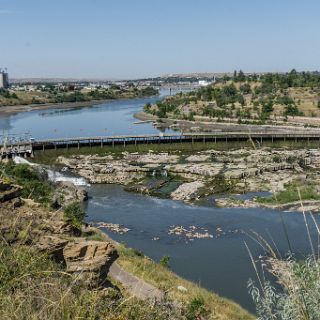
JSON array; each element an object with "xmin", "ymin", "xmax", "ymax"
[
  {"xmin": 144, "ymin": 70, "xmax": 320, "ymax": 124},
  {"xmin": 0, "ymin": 84, "xmax": 158, "ymax": 107},
  {"xmin": 257, "ymin": 181, "xmax": 320, "ymax": 205}
]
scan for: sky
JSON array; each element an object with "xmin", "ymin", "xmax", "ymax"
[{"xmin": 0, "ymin": 0, "xmax": 320, "ymax": 79}]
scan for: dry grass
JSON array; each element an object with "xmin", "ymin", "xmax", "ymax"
[
  {"xmin": 116, "ymin": 245, "xmax": 254, "ymax": 320},
  {"xmin": 248, "ymin": 187, "xmax": 320, "ymax": 319},
  {"xmin": 0, "ymin": 233, "xmax": 189, "ymax": 320}
]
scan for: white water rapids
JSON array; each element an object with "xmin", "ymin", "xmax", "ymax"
[{"xmin": 13, "ymin": 156, "xmax": 89, "ymax": 186}]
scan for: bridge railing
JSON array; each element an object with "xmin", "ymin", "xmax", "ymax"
[{"xmin": 2, "ymin": 131, "xmax": 320, "ymax": 150}]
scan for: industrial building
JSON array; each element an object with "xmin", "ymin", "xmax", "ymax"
[{"xmin": 0, "ymin": 68, "xmax": 9, "ymax": 89}]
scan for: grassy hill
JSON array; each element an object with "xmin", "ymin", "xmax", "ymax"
[{"xmin": 144, "ymin": 70, "xmax": 320, "ymax": 125}]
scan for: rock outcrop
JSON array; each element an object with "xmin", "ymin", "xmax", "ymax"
[
  {"xmin": 63, "ymin": 239, "xmax": 118, "ymax": 285},
  {"xmin": 171, "ymin": 181, "xmax": 205, "ymax": 201},
  {"xmin": 53, "ymin": 181, "xmax": 88, "ymax": 208},
  {"xmin": 57, "ymin": 147, "xmax": 320, "ymax": 208},
  {"xmin": 0, "ymin": 180, "xmax": 117, "ymax": 286},
  {"xmin": 0, "ymin": 181, "xmax": 21, "ymax": 203}
]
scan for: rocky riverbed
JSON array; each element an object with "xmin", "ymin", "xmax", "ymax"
[{"xmin": 56, "ymin": 147, "xmax": 320, "ymax": 212}]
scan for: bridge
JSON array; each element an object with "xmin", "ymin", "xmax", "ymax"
[{"xmin": 2, "ymin": 131, "xmax": 320, "ymax": 159}]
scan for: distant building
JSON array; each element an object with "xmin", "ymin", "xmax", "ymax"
[
  {"xmin": 0, "ymin": 68, "xmax": 9, "ymax": 89},
  {"xmin": 198, "ymin": 80, "xmax": 211, "ymax": 87}
]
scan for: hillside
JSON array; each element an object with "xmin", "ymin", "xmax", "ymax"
[{"xmin": 143, "ymin": 70, "xmax": 320, "ymax": 127}]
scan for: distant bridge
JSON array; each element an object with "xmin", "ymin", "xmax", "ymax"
[{"xmin": 2, "ymin": 131, "xmax": 320, "ymax": 159}]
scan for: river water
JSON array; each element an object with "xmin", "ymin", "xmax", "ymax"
[
  {"xmin": 85, "ymin": 184, "xmax": 320, "ymax": 313},
  {"xmin": 4, "ymin": 91, "xmax": 320, "ymax": 313},
  {"xmin": 0, "ymin": 90, "xmax": 176, "ymax": 140}
]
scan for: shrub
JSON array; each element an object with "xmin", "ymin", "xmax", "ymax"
[
  {"xmin": 0, "ymin": 163, "xmax": 53, "ymax": 205},
  {"xmin": 249, "ymin": 254, "xmax": 320, "ymax": 320},
  {"xmin": 64, "ymin": 202, "xmax": 86, "ymax": 228},
  {"xmin": 257, "ymin": 183, "xmax": 320, "ymax": 205},
  {"xmin": 160, "ymin": 255, "xmax": 170, "ymax": 268},
  {"xmin": 186, "ymin": 296, "xmax": 209, "ymax": 320}
]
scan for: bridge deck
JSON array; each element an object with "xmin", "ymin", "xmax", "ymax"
[{"xmin": 2, "ymin": 131, "xmax": 320, "ymax": 158}]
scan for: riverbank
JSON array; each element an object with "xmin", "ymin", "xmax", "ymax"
[
  {"xmin": 91, "ymin": 224, "xmax": 254, "ymax": 319},
  {"xmin": 0, "ymin": 99, "xmax": 118, "ymax": 116},
  {"xmin": 135, "ymin": 110, "xmax": 320, "ymax": 133}
]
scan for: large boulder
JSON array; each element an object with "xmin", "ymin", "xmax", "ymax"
[
  {"xmin": 63, "ymin": 239, "xmax": 118, "ymax": 285},
  {"xmin": 52, "ymin": 181, "xmax": 88, "ymax": 208},
  {"xmin": 171, "ymin": 181, "xmax": 205, "ymax": 201},
  {"xmin": 35, "ymin": 235, "xmax": 69, "ymax": 262},
  {"xmin": 0, "ymin": 181, "xmax": 21, "ymax": 203}
]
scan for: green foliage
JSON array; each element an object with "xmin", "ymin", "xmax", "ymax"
[
  {"xmin": 188, "ymin": 111, "xmax": 195, "ymax": 121},
  {"xmin": 240, "ymin": 83, "xmax": 252, "ymax": 94},
  {"xmin": 64, "ymin": 202, "xmax": 86, "ymax": 228},
  {"xmin": 283, "ymin": 104, "xmax": 302, "ymax": 117},
  {"xmin": 138, "ymin": 86, "xmax": 158, "ymax": 97},
  {"xmin": 249, "ymin": 256, "xmax": 320, "ymax": 320},
  {"xmin": 0, "ymin": 163, "xmax": 53, "ymax": 205},
  {"xmin": 211, "ymin": 174, "xmax": 238, "ymax": 193},
  {"xmin": 0, "ymin": 85, "xmax": 158, "ymax": 107},
  {"xmin": 143, "ymin": 102, "xmax": 152, "ymax": 112},
  {"xmin": 261, "ymin": 97, "xmax": 274, "ymax": 113},
  {"xmin": 154, "ymin": 100, "xmax": 179, "ymax": 118},
  {"xmin": 0, "ymin": 89, "xmax": 18, "ymax": 99},
  {"xmin": 186, "ymin": 296, "xmax": 209, "ymax": 320},
  {"xmin": 272, "ymin": 155, "xmax": 282, "ymax": 163},
  {"xmin": 257, "ymin": 182, "xmax": 320, "ymax": 204},
  {"xmin": 261, "ymin": 70, "xmax": 320, "ymax": 88},
  {"xmin": 202, "ymin": 106, "xmax": 228, "ymax": 118},
  {"xmin": 119, "ymin": 246, "xmax": 145, "ymax": 258},
  {"xmin": 159, "ymin": 255, "xmax": 170, "ymax": 268},
  {"xmin": 84, "ymin": 231, "xmax": 105, "ymax": 242}
]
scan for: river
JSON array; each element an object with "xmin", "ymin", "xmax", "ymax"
[
  {"xmin": 0, "ymin": 89, "xmax": 176, "ymax": 140},
  {"xmin": 84, "ymin": 184, "xmax": 319, "ymax": 313},
  {"xmin": 4, "ymin": 91, "xmax": 320, "ymax": 313}
]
